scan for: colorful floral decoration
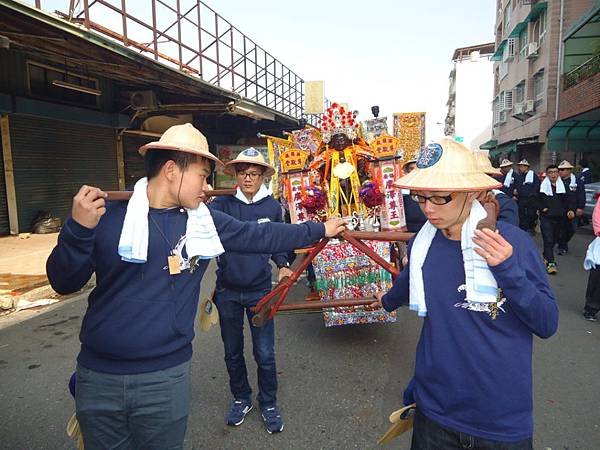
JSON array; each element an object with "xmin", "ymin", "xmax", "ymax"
[
  {"xmin": 299, "ymin": 185, "xmax": 328, "ymax": 221},
  {"xmin": 359, "ymin": 181, "xmax": 385, "ymax": 210},
  {"xmin": 313, "ymin": 240, "xmax": 397, "ymax": 327}
]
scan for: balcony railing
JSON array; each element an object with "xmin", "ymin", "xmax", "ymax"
[
  {"xmin": 564, "ymin": 54, "xmax": 600, "ymax": 90},
  {"xmin": 27, "ymin": 0, "xmax": 306, "ymax": 120}
]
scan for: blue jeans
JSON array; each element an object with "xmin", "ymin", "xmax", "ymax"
[
  {"xmin": 75, "ymin": 360, "xmax": 191, "ymax": 450},
  {"xmin": 411, "ymin": 410, "xmax": 533, "ymax": 450},
  {"xmin": 214, "ymin": 287, "xmax": 277, "ymax": 408}
]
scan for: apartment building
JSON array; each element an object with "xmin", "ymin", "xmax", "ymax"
[
  {"xmin": 484, "ymin": 0, "xmax": 596, "ymax": 170},
  {"xmin": 445, "ymin": 43, "xmax": 495, "ymax": 150},
  {"xmin": 547, "ymin": 1, "xmax": 600, "ymax": 176}
]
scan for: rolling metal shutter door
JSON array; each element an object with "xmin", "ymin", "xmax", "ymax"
[
  {"xmin": 123, "ymin": 134, "xmax": 151, "ymax": 189},
  {"xmin": 9, "ymin": 114, "xmax": 118, "ymax": 232},
  {"xmin": 0, "ymin": 125, "xmax": 8, "ymax": 235}
]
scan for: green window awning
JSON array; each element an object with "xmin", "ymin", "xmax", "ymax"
[
  {"xmin": 547, "ymin": 119, "xmax": 600, "ymax": 152},
  {"xmin": 509, "ymin": 21, "xmax": 528, "ymax": 38},
  {"xmin": 479, "ymin": 139, "xmax": 498, "ymax": 150},
  {"xmin": 492, "ymin": 40, "xmax": 506, "ymax": 61},
  {"xmin": 490, "ymin": 141, "xmax": 517, "ymax": 158},
  {"xmin": 526, "ymin": 1, "xmax": 548, "ymax": 22}
]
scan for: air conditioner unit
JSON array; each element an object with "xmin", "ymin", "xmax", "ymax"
[
  {"xmin": 525, "ymin": 42, "xmax": 538, "ymax": 59},
  {"xmin": 512, "ymin": 102, "xmax": 525, "ymax": 116},
  {"xmin": 130, "ymin": 90, "xmax": 158, "ymax": 109},
  {"xmin": 524, "ymin": 100, "xmax": 536, "ymax": 114}
]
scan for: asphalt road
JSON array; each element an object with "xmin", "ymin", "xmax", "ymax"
[{"xmin": 0, "ymin": 229, "xmax": 599, "ymax": 450}]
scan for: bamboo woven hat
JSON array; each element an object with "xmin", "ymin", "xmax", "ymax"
[
  {"xmin": 517, "ymin": 159, "xmax": 530, "ymax": 166},
  {"xmin": 224, "ymin": 147, "xmax": 275, "ymax": 177},
  {"xmin": 393, "ymin": 138, "xmax": 502, "ymax": 192},
  {"xmin": 474, "ymin": 150, "xmax": 502, "ymax": 176},
  {"xmin": 558, "ymin": 160, "xmax": 574, "ymax": 169},
  {"xmin": 139, "ymin": 123, "xmax": 223, "ymax": 166},
  {"xmin": 499, "ymin": 158, "xmax": 513, "ymax": 168}
]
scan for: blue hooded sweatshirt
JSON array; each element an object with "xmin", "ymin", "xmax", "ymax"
[
  {"xmin": 381, "ymin": 221, "xmax": 558, "ymax": 442},
  {"xmin": 46, "ymin": 201, "xmax": 324, "ymax": 374},
  {"xmin": 210, "ymin": 187, "xmax": 288, "ymax": 291}
]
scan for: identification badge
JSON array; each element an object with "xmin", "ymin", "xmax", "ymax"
[{"xmin": 167, "ymin": 255, "xmax": 181, "ymax": 275}]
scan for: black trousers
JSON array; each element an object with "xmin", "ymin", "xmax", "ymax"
[
  {"xmin": 540, "ymin": 216, "xmax": 562, "ymax": 264},
  {"xmin": 517, "ymin": 197, "xmax": 538, "ymax": 232},
  {"xmin": 585, "ymin": 268, "xmax": 600, "ymax": 314}
]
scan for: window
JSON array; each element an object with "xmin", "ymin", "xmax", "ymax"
[
  {"xmin": 533, "ymin": 70, "xmax": 545, "ymax": 100},
  {"xmin": 504, "ymin": 90, "xmax": 513, "ymax": 111},
  {"xmin": 515, "ymin": 81, "xmax": 525, "ymax": 104},
  {"xmin": 499, "ymin": 60, "xmax": 509, "ymax": 80},
  {"xmin": 503, "ymin": 1, "xmax": 512, "ymax": 33},
  {"xmin": 26, "ymin": 61, "xmax": 100, "ymax": 108},
  {"xmin": 539, "ymin": 9, "xmax": 547, "ymax": 42},
  {"xmin": 518, "ymin": 28, "xmax": 528, "ymax": 56},
  {"xmin": 504, "ymin": 38, "xmax": 516, "ymax": 61}
]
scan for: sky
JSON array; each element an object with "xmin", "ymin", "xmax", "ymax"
[
  {"xmin": 30, "ymin": 0, "xmax": 496, "ymax": 141},
  {"xmin": 211, "ymin": 0, "xmax": 497, "ymax": 140}
]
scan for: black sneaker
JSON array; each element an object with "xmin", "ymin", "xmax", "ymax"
[{"xmin": 583, "ymin": 311, "xmax": 598, "ymax": 321}]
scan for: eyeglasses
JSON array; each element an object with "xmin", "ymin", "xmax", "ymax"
[
  {"xmin": 410, "ymin": 193, "xmax": 455, "ymax": 205},
  {"xmin": 237, "ymin": 171, "xmax": 262, "ymax": 180},
  {"xmin": 547, "ymin": 170, "xmax": 559, "ymax": 174}
]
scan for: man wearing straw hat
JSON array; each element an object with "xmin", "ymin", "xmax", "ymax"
[
  {"xmin": 498, "ymin": 158, "xmax": 516, "ymax": 198},
  {"xmin": 474, "ymin": 151, "xmax": 519, "ymax": 226},
  {"xmin": 556, "ymin": 160, "xmax": 584, "ymax": 254},
  {"xmin": 46, "ymin": 123, "xmax": 345, "ymax": 449},
  {"xmin": 372, "ymin": 138, "xmax": 558, "ymax": 449},
  {"xmin": 514, "ymin": 159, "xmax": 540, "ymax": 234},
  {"xmin": 210, "ymin": 148, "xmax": 290, "ymax": 433}
]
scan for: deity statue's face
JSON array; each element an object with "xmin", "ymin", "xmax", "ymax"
[{"xmin": 330, "ymin": 133, "xmax": 351, "ymax": 151}]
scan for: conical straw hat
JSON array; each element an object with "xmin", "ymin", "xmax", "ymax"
[
  {"xmin": 224, "ymin": 147, "xmax": 275, "ymax": 177},
  {"xmin": 393, "ymin": 138, "xmax": 502, "ymax": 192},
  {"xmin": 499, "ymin": 158, "xmax": 513, "ymax": 168},
  {"xmin": 474, "ymin": 150, "xmax": 502, "ymax": 176},
  {"xmin": 558, "ymin": 160, "xmax": 574, "ymax": 169},
  {"xmin": 139, "ymin": 123, "xmax": 223, "ymax": 166}
]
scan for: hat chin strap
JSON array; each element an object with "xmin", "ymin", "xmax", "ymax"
[{"xmin": 442, "ymin": 193, "xmax": 473, "ymax": 239}]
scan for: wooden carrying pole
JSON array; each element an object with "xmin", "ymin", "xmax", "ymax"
[{"xmin": 105, "ymin": 189, "xmax": 235, "ymax": 201}]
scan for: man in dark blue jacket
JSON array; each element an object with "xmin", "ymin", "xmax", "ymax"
[
  {"xmin": 46, "ymin": 124, "xmax": 345, "ymax": 450},
  {"xmin": 578, "ymin": 159, "xmax": 592, "ymax": 185},
  {"xmin": 210, "ymin": 148, "xmax": 291, "ymax": 433},
  {"xmin": 372, "ymin": 139, "xmax": 558, "ymax": 448},
  {"xmin": 514, "ymin": 159, "xmax": 540, "ymax": 234},
  {"xmin": 557, "ymin": 160, "xmax": 584, "ymax": 254}
]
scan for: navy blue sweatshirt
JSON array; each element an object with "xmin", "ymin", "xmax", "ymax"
[
  {"xmin": 382, "ymin": 222, "xmax": 558, "ymax": 441},
  {"xmin": 210, "ymin": 193, "xmax": 288, "ymax": 291},
  {"xmin": 514, "ymin": 171, "xmax": 540, "ymax": 198},
  {"xmin": 46, "ymin": 202, "xmax": 324, "ymax": 374}
]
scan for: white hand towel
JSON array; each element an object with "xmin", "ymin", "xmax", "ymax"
[
  {"xmin": 408, "ymin": 201, "xmax": 498, "ymax": 317},
  {"xmin": 118, "ymin": 177, "xmax": 224, "ymax": 264},
  {"xmin": 524, "ymin": 170, "xmax": 534, "ymax": 184},
  {"xmin": 540, "ymin": 177, "xmax": 565, "ymax": 196},
  {"xmin": 503, "ymin": 169, "xmax": 514, "ymax": 188},
  {"xmin": 568, "ymin": 173, "xmax": 577, "ymax": 191},
  {"xmin": 118, "ymin": 178, "xmax": 149, "ymax": 263},
  {"xmin": 584, "ymin": 237, "xmax": 600, "ymax": 270},
  {"xmin": 461, "ymin": 201, "xmax": 499, "ymax": 305}
]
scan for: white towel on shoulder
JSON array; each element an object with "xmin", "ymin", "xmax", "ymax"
[
  {"xmin": 524, "ymin": 170, "xmax": 534, "ymax": 184},
  {"xmin": 540, "ymin": 177, "xmax": 565, "ymax": 196},
  {"xmin": 568, "ymin": 173, "xmax": 577, "ymax": 191},
  {"xmin": 118, "ymin": 177, "xmax": 224, "ymax": 264},
  {"xmin": 503, "ymin": 169, "xmax": 514, "ymax": 188},
  {"xmin": 408, "ymin": 201, "xmax": 498, "ymax": 316}
]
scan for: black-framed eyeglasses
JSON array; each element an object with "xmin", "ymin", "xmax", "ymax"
[
  {"xmin": 410, "ymin": 193, "xmax": 455, "ymax": 205},
  {"xmin": 237, "ymin": 171, "xmax": 262, "ymax": 180}
]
